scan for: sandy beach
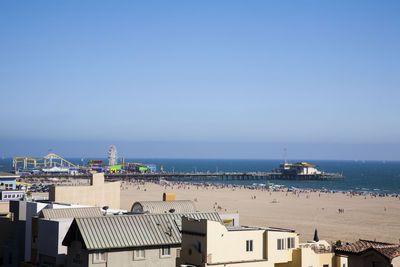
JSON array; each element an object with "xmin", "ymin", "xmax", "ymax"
[{"xmin": 120, "ymin": 181, "xmax": 400, "ymax": 244}]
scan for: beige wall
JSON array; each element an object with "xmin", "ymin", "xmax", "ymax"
[
  {"xmin": 392, "ymin": 256, "xmax": 400, "ymax": 267},
  {"xmin": 266, "ymin": 231, "xmax": 298, "ymax": 264},
  {"xmin": 0, "ymin": 201, "xmax": 9, "ymax": 214},
  {"xmin": 318, "ymin": 252, "xmax": 335, "ymax": 267},
  {"xmin": 207, "ymin": 224, "xmax": 265, "ymax": 264},
  {"xmin": 49, "ymin": 173, "xmax": 120, "ymax": 209},
  {"xmin": 335, "ymin": 255, "xmax": 348, "ymax": 267}
]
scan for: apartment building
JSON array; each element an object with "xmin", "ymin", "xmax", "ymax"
[{"xmin": 177, "ymin": 217, "xmax": 299, "ymax": 267}]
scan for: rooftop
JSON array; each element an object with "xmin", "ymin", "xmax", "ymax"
[
  {"xmin": 0, "ymin": 171, "xmax": 19, "ymax": 177},
  {"xmin": 40, "ymin": 207, "xmax": 103, "ymax": 219},
  {"xmin": 335, "ymin": 239, "xmax": 400, "ymax": 260},
  {"xmin": 227, "ymin": 225, "xmax": 295, "ymax": 233},
  {"xmin": 131, "ymin": 200, "xmax": 197, "ymax": 214},
  {"xmin": 63, "ymin": 212, "xmax": 221, "ymax": 250}
]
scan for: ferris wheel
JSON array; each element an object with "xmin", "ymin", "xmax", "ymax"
[{"xmin": 108, "ymin": 145, "xmax": 118, "ymax": 166}]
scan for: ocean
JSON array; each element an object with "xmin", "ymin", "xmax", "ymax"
[{"xmin": 1, "ymin": 158, "xmax": 400, "ymax": 194}]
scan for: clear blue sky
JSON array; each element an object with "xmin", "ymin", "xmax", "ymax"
[{"xmin": 0, "ymin": 1, "xmax": 399, "ymax": 160}]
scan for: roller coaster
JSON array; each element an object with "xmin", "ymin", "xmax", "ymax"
[{"xmin": 13, "ymin": 154, "xmax": 77, "ymax": 171}]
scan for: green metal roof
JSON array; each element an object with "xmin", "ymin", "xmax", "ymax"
[
  {"xmin": 131, "ymin": 200, "xmax": 197, "ymax": 213},
  {"xmin": 40, "ymin": 207, "xmax": 103, "ymax": 219},
  {"xmin": 65, "ymin": 212, "xmax": 221, "ymax": 250}
]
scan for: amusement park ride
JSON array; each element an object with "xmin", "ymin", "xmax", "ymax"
[
  {"xmin": 12, "ymin": 146, "xmax": 157, "ymax": 174},
  {"xmin": 12, "ymin": 153, "xmax": 77, "ymax": 171}
]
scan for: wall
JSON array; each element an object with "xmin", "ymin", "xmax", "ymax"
[
  {"xmin": 88, "ymin": 247, "xmax": 179, "ymax": 267},
  {"xmin": 0, "ymin": 177, "xmax": 17, "ymax": 190},
  {"xmin": 66, "ymin": 241, "xmax": 179, "ymax": 267},
  {"xmin": 266, "ymin": 231, "xmax": 298, "ymax": 264},
  {"xmin": 335, "ymin": 255, "xmax": 348, "ymax": 267},
  {"xmin": 49, "ymin": 173, "xmax": 120, "ymax": 209},
  {"xmin": 318, "ymin": 252, "xmax": 335, "ymax": 267},
  {"xmin": 24, "ymin": 202, "xmax": 48, "ymax": 262},
  {"xmin": 38, "ymin": 218, "xmax": 73, "ymax": 266},
  {"xmin": 392, "ymin": 256, "xmax": 400, "ymax": 267},
  {"xmin": 354, "ymin": 251, "xmax": 393, "ymax": 267},
  {"xmin": 66, "ymin": 240, "xmax": 88, "ymax": 267},
  {"xmin": 178, "ymin": 219, "xmax": 299, "ymax": 267},
  {"xmin": 206, "ymin": 222, "xmax": 266, "ymax": 264},
  {"xmin": 3, "ymin": 201, "xmax": 27, "ymax": 267},
  {"xmin": 0, "ymin": 202, "xmax": 9, "ymax": 214}
]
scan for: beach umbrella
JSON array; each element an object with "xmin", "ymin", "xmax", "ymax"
[{"xmin": 313, "ymin": 228, "xmax": 319, "ymax": 242}]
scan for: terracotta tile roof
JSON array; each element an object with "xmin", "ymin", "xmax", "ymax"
[
  {"xmin": 335, "ymin": 239, "xmax": 400, "ymax": 260},
  {"xmin": 374, "ymin": 247, "xmax": 400, "ymax": 260}
]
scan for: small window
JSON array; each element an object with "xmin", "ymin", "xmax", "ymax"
[
  {"xmin": 161, "ymin": 246, "xmax": 171, "ymax": 257},
  {"xmin": 133, "ymin": 249, "xmax": 145, "ymax": 260},
  {"xmin": 323, "ymin": 265, "xmax": 329, "ymax": 267},
  {"xmin": 277, "ymin": 238, "xmax": 286, "ymax": 250},
  {"xmin": 176, "ymin": 248, "xmax": 181, "ymax": 258},
  {"xmin": 287, "ymin": 237, "xmax": 295, "ymax": 249},
  {"xmin": 343, "ymin": 264, "xmax": 346, "ymax": 267},
  {"xmin": 246, "ymin": 240, "xmax": 253, "ymax": 252},
  {"xmin": 93, "ymin": 252, "xmax": 106, "ymax": 263}
]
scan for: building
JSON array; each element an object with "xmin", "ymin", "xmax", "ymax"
[
  {"xmin": 277, "ymin": 240, "xmax": 340, "ymax": 267},
  {"xmin": 0, "ymin": 172, "xmax": 20, "ymax": 214},
  {"xmin": 34, "ymin": 207, "xmax": 103, "ymax": 267},
  {"xmin": 177, "ymin": 217, "xmax": 299, "ymax": 267},
  {"xmin": 49, "ymin": 173, "xmax": 120, "ymax": 209},
  {"xmin": 2, "ymin": 201, "xmax": 105, "ymax": 267},
  {"xmin": 0, "ymin": 172, "xmax": 18, "ymax": 191},
  {"xmin": 335, "ymin": 239, "xmax": 400, "ymax": 267},
  {"xmin": 62, "ymin": 212, "xmax": 221, "ymax": 267},
  {"xmin": 131, "ymin": 200, "xmax": 197, "ymax": 214}
]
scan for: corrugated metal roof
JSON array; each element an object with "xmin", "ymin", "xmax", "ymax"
[
  {"xmin": 131, "ymin": 200, "xmax": 196, "ymax": 213},
  {"xmin": 40, "ymin": 207, "xmax": 103, "ymax": 219},
  {"xmin": 73, "ymin": 212, "xmax": 221, "ymax": 250}
]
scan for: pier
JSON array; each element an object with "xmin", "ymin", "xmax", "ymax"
[{"xmin": 18, "ymin": 171, "xmax": 341, "ymax": 181}]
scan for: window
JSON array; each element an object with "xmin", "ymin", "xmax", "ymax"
[
  {"xmin": 176, "ymin": 248, "xmax": 181, "ymax": 258},
  {"xmin": 323, "ymin": 265, "xmax": 329, "ymax": 267},
  {"xmin": 343, "ymin": 264, "xmax": 346, "ymax": 267},
  {"xmin": 93, "ymin": 252, "xmax": 106, "ymax": 263},
  {"xmin": 277, "ymin": 238, "xmax": 286, "ymax": 250},
  {"xmin": 246, "ymin": 240, "xmax": 253, "ymax": 252},
  {"xmin": 133, "ymin": 249, "xmax": 145, "ymax": 260},
  {"xmin": 287, "ymin": 237, "xmax": 295, "ymax": 249},
  {"xmin": 161, "ymin": 246, "xmax": 171, "ymax": 257}
]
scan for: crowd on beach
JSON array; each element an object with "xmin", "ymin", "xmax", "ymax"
[
  {"xmin": 21, "ymin": 175, "xmax": 400, "ymax": 200},
  {"xmin": 121, "ymin": 178, "xmax": 400, "ymax": 200}
]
